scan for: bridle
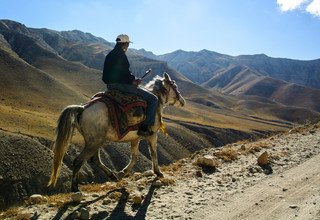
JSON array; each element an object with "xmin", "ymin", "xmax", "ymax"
[{"xmin": 163, "ymin": 79, "xmax": 181, "ymax": 105}]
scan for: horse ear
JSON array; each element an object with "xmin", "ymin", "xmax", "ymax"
[{"xmin": 163, "ymin": 72, "xmax": 171, "ymax": 81}]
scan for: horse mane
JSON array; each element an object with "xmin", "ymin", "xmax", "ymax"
[
  {"xmin": 144, "ymin": 75, "xmax": 164, "ymax": 92},
  {"xmin": 143, "ymin": 75, "xmax": 167, "ymax": 103}
]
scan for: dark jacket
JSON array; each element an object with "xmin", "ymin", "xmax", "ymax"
[{"xmin": 102, "ymin": 44, "xmax": 135, "ymax": 84}]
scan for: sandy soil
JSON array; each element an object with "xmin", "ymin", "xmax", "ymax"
[{"xmin": 2, "ymin": 123, "xmax": 320, "ymax": 220}]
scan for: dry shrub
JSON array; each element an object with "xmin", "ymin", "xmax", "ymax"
[
  {"xmin": 81, "ymin": 179, "xmax": 128, "ymax": 193},
  {"xmin": 242, "ymin": 142, "xmax": 270, "ymax": 155},
  {"xmin": 24, "ymin": 195, "xmax": 48, "ymax": 207},
  {"xmin": 16, "ymin": 212, "xmax": 32, "ymax": 220},
  {"xmin": 109, "ymin": 191, "xmax": 123, "ymax": 201},
  {"xmin": 161, "ymin": 161, "xmax": 182, "ymax": 173},
  {"xmin": 46, "ymin": 193, "xmax": 73, "ymax": 208},
  {"xmin": 217, "ymin": 147, "xmax": 238, "ymax": 162},
  {"xmin": 158, "ymin": 177, "xmax": 176, "ymax": 186},
  {"xmin": 128, "ymin": 172, "xmax": 143, "ymax": 181},
  {"xmin": 0, "ymin": 208, "xmax": 31, "ymax": 220}
]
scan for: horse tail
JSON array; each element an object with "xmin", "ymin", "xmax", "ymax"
[{"xmin": 47, "ymin": 105, "xmax": 84, "ymax": 187}]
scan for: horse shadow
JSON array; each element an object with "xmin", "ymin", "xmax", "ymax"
[
  {"xmin": 105, "ymin": 184, "xmax": 157, "ymax": 220},
  {"xmin": 51, "ymin": 184, "xmax": 157, "ymax": 220},
  {"xmin": 51, "ymin": 189, "xmax": 115, "ymax": 220}
]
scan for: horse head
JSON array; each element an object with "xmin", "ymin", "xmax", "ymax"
[{"xmin": 161, "ymin": 72, "xmax": 185, "ymax": 107}]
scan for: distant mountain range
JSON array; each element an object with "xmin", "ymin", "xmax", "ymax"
[
  {"xmin": 139, "ymin": 43, "xmax": 320, "ymax": 113},
  {"xmin": 152, "ymin": 49, "xmax": 320, "ymax": 88}
]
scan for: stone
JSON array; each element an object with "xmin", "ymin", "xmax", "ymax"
[
  {"xmin": 92, "ymin": 193, "xmax": 99, "ymax": 198},
  {"xmin": 143, "ymin": 170, "xmax": 154, "ymax": 177},
  {"xmin": 102, "ymin": 198, "xmax": 112, "ymax": 205},
  {"xmin": 289, "ymin": 205, "xmax": 298, "ymax": 209},
  {"xmin": 71, "ymin": 192, "xmax": 83, "ymax": 203},
  {"xmin": 71, "ymin": 211, "xmax": 80, "ymax": 219},
  {"xmin": 132, "ymin": 192, "xmax": 144, "ymax": 204},
  {"xmin": 257, "ymin": 151, "xmax": 269, "ymax": 166},
  {"xmin": 152, "ymin": 180, "xmax": 163, "ymax": 187},
  {"xmin": 80, "ymin": 207, "xmax": 90, "ymax": 220},
  {"xmin": 195, "ymin": 155, "xmax": 218, "ymax": 168},
  {"xmin": 29, "ymin": 194, "xmax": 46, "ymax": 204}
]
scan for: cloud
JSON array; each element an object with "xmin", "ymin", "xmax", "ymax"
[
  {"xmin": 277, "ymin": 0, "xmax": 320, "ymax": 17},
  {"xmin": 277, "ymin": 0, "xmax": 309, "ymax": 11},
  {"xmin": 306, "ymin": 0, "xmax": 320, "ymax": 16}
]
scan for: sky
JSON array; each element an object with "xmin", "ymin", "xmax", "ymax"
[{"xmin": 0, "ymin": 0, "xmax": 319, "ymax": 60}]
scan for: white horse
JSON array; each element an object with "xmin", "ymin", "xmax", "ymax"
[{"xmin": 47, "ymin": 73, "xmax": 185, "ymax": 192}]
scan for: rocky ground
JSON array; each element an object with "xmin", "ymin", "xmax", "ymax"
[{"xmin": 1, "ymin": 122, "xmax": 320, "ymax": 220}]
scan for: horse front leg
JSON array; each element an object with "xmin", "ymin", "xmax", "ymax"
[
  {"xmin": 147, "ymin": 135, "xmax": 163, "ymax": 178},
  {"xmin": 118, "ymin": 139, "xmax": 140, "ymax": 179}
]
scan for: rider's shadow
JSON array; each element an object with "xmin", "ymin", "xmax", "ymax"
[{"xmin": 106, "ymin": 184, "xmax": 157, "ymax": 220}]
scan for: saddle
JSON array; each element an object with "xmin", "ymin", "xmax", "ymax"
[{"xmin": 85, "ymin": 90, "xmax": 147, "ymax": 139}]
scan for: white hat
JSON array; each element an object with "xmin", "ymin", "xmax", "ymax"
[{"xmin": 116, "ymin": 34, "xmax": 132, "ymax": 43}]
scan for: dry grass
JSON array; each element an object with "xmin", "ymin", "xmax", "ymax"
[
  {"xmin": 80, "ymin": 180, "xmax": 129, "ymax": 193},
  {"xmin": 161, "ymin": 161, "xmax": 183, "ymax": 174},
  {"xmin": 158, "ymin": 177, "xmax": 176, "ymax": 186},
  {"xmin": 0, "ymin": 207, "xmax": 31, "ymax": 220},
  {"xmin": 0, "ymin": 104, "xmax": 57, "ymax": 139},
  {"xmin": 247, "ymin": 143, "xmax": 268, "ymax": 154},
  {"xmin": 216, "ymin": 146, "xmax": 239, "ymax": 162},
  {"xmin": 109, "ymin": 191, "xmax": 123, "ymax": 201},
  {"xmin": 170, "ymin": 100, "xmax": 290, "ymax": 133},
  {"xmin": 286, "ymin": 119, "xmax": 320, "ymax": 134},
  {"xmin": 43, "ymin": 193, "xmax": 73, "ymax": 208}
]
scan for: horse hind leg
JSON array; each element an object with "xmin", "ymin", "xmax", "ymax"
[
  {"xmin": 118, "ymin": 139, "xmax": 140, "ymax": 179},
  {"xmin": 92, "ymin": 148, "xmax": 118, "ymax": 181},
  {"xmin": 71, "ymin": 141, "xmax": 102, "ymax": 192}
]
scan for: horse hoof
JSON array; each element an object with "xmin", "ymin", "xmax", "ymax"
[
  {"xmin": 71, "ymin": 186, "xmax": 80, "ymax": 192},
  {"xmin": 156, "ymin": 172, "xmax": 164, "ymax": 178},
  {"xmin": 117, "ymin": 171, "xmax": 125, "ymax": 180},
  {"xmin": 110, "ymin": 172, "xmax": 119, "ymax": 181}
]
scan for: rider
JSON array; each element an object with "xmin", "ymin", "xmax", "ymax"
[{"xmin": 102, "ymin": 34, "xmax": 158, "ymax": 136}]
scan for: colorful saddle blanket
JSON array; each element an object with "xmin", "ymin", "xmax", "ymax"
[{"xmin": 85, "ymin": 90, "xmax": 147, "ymax": 139}]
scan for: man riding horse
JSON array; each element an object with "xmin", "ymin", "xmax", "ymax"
[
  {"xmin": 47, "ymin": 34, "xmax": 185, "ymax": 192},
  {"xmin": 102, "ymin": 34, "xmax": 157, "ymax": 136}
]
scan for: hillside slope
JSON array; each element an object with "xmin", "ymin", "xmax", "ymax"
[
  {"xmin": 1, "ymin": 121, "xmax": 319, "ymax": 219},
  {"xmin": 202, "ymin": 65, "xmax": 320, "ymax": 112}
]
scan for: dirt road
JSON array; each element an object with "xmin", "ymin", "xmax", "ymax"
[{"xmin": 193, "ymin": 153, "xmax": 320, "ymax": 220}]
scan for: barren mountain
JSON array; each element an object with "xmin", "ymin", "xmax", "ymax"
[
  {"xmin": 1, "ymin": 19, "xmax": 320, "ymax": 213},
  {"xmin": 202, "ymin": 65, "xmax": 320, "ymax": 112},
  {"xmin": 158, "ymin": 50, "xmax": 320, "ymax": 113},
  {"xmin": 158, "ymin": 49, "xmax": 320, "ymax": 89}
]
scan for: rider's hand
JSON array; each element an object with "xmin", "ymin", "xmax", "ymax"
[{"xmin": 132, "ymin": 79, "xmax": 141, "ymax": 86}]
